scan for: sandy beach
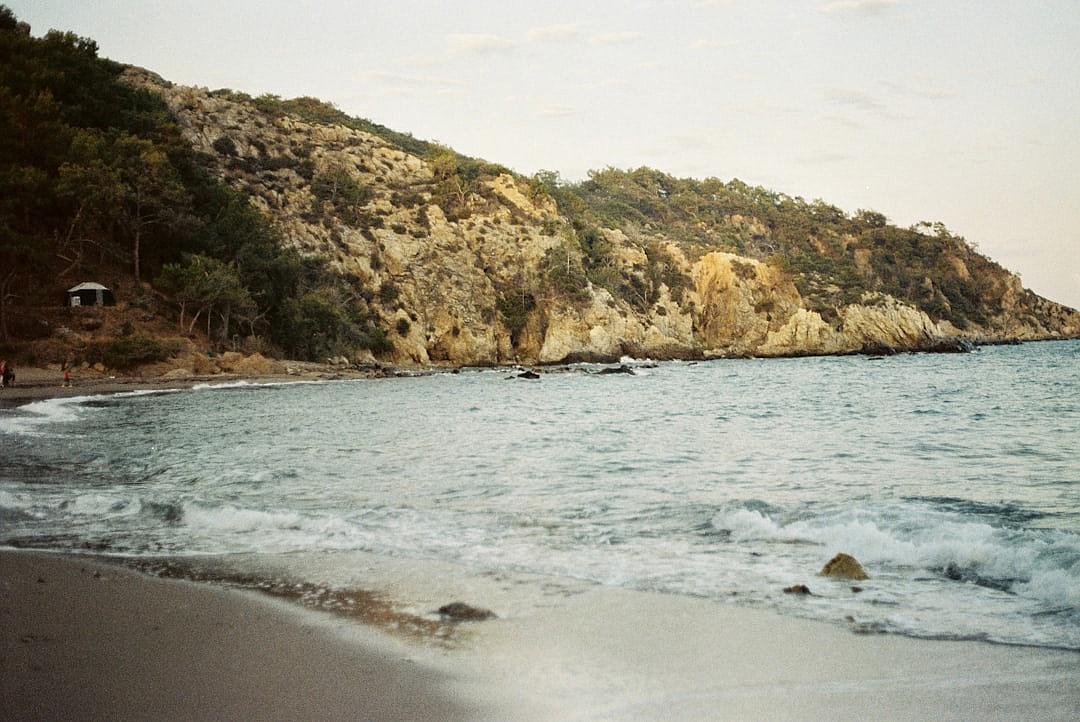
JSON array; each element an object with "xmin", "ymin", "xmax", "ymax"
[
  {"xmin": 2, "ymin": 549, "xmax": 1079, "ymax": 721},
  {"xmin": 0, "ymin": 550, "xmax": 484, "ymax": 721}
]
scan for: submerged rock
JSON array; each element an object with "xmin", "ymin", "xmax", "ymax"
[
  {"xmin": 437, "ymin": 602, "xmax": 496, "ymax": 621},
  {"xmin": 516, "ymin": 370, "xmax": 541, "ymax": 380},
  {"xmin": 783, "ymin": 584, "xmax": 812, "ymax": 595},
  {"xmin": 819, "ymin": 553, "xmax": 869, "ymax": 580},
  {"xmin": 596, "ymin": 364, "xmax": 635, "ymax": 375}
]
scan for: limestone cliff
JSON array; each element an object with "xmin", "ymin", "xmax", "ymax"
[{"xmin": 122, "ymin": 68, "xmax": 1080, "ymax": 365}]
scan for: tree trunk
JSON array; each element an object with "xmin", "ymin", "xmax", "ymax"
[{"xmin": 133, "ymin": 225, "xmax": 141, "ymax": 283}]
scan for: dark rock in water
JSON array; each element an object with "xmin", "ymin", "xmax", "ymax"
[
  {"xmin": 516, "ymin": 370, "xmax": 541, "ymax": 380},
  {"xmin": 596, "ymin": 364, "xmax": 635, "ymax": 375},
  {"xmin": 783, "ymin": 584, "xmax": 812, "ymax": 595},
  {"xmin": 820, "ymin": 552, "xmax": 869, "ymax": 580},
  {"xmin": 437, "ymin": 602, "xmax": 496, "ymax": 621},
  {"xmin": 943, "ymin": 562, "xmax": 964, "ymax": 581},
  {"xmin": 861, "ymin": 342, "xmax": 898, "ymax": 356},
  {"xmin": 924, "ymin": 337, "xmax": 976, "ymax": 354},
  {"xmin": 851, "ymin": 586, "xmax": 863, "ymax": 593}
]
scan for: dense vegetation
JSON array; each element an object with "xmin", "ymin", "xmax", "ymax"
[
  {"xmin": 533, "ymin": 167, "xmax": 1011, "ymax": 328},
  {"xmin": 0, "ymin": 6, "xmax": 389, "ymax": 359}
]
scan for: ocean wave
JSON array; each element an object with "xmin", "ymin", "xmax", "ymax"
[
  {"xmin": 711, "ymin": 502, "xmax": 1080, "ymax": 610},
  {"xmin": 0, "ymin": 396, "xmax": 93, "ymax": 436},
  {"xmin": 179, "ymin": 502, "xmax": 359, "ymax": 550}
]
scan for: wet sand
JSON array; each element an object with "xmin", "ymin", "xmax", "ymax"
[
  {"xmin": 3, "ymin": 549, "xmax": 1079, "ymax": 721},
  {"xmin": 0, "ymin": 550, "xmax": 483, "ymax": 721}
]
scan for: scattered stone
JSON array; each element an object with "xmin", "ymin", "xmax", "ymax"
[
  {"xmin": 819, "ymin": 553, "xmax": 869, "ymax": 580},
  {"xmin": 93, "ymin": 362, "xmax": 106, "ymax": 373},
  {"xmin": 437, "ymin": 602, "xmax": 496, "ymax": 621},
  {"xmin": 93, "ymin": 571, "xmax": 102, "ymax": 579},
  {"xmin": 783, "ymin": 584, "xmax": 812, "ymax": 595},
  {"xmin": 597, "ymin": 364, "xmax": 635, "ymax": 375},
  {"xmin": 845, "ymin": 615, "xmax": 856, "ymax": 623},
  {"xmin": 36, "ymin": 577, "xmax": 45, "ymax": 584}
]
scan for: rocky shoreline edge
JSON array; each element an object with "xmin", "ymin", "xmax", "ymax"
[{"xmin": 4, "ymin": 335, "xmax": 1074, "ymax": 409}]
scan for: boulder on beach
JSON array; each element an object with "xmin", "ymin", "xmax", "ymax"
[
  {"xmin": 783, "ymin": 584, "xmax": 812, "ymax": 595},
  {"xmin": 819, "ymin": 553, "xmax": 869, "ymax": 580},
  {"xmin": 437, "ymin": 602, "xmax": 496, "ymax": 621}
]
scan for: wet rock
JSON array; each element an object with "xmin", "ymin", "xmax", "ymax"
[
  {"xmin": 437, "ymin": 602, "xmax": 496, "ymax": 621},
  {"xmin": 783, "ymin": 584, "xmax": 812, "ymax": 595},
  {"xmin": 943, "ymin": 562, "xmax": 964, "ymax": 581},
  {"xmin": 516, "ymin": 370, "xmax": 540, "ymax": 380},
  {"xmin": 596, "ymin": 364, "xmax": 635, "ymax": 375},
  {"xmin": 923, "ymin": 337, "xmax": 976, "ymax": 354},
  {"xmin": 819, "ymin": 552, "xmax": 869, "ymax": 580},
  {"xmin": 861, "ymin": 342, "xmax": 897, "ymax": 356},
  {"xmin": 851, "ymin": 586, "xmax": 863, "ymax": 593}
]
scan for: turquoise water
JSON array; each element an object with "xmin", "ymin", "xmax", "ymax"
[{"xmin": 2, "ymin": 341, "xmax": 1078, "ymax": 649}]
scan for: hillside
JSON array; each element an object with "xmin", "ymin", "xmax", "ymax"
[{"xmin": 2, "ymin": 10, "xmax": 1077, "ymax": 371}]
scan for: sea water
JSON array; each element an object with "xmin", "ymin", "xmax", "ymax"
[{"xmin": 1, "ymin": 341, "xmax": 1078, "ymax": 650}]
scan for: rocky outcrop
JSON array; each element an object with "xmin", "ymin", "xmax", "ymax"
[
  {"xmin": 121, "ymin": 68, "xmax": 1080, "ymax": 366},
  {"xmin": 820, "ymin": 553, "xmax": 870, "ymax": 581}
]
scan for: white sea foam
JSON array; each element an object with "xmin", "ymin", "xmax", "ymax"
[
  {"xmin": 0, "ymin": 396, "xmax": 93, "ymax": 436},
  {"xmin": 711, "ymin": 504, "xmax": 1080, "ymax": 610},
  {"xmin": 179, "ymin": 503, "xmax": 359, "ymax": 552}
]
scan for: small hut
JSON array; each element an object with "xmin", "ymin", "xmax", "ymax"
[{"xmin": 66, "ymin": 282, "xmax": 115, "ymax": 307}]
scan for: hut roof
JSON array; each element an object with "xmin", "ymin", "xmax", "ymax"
[{"xmin": 67, "ymin": 282, "xmax": 110, "ymax": 293}]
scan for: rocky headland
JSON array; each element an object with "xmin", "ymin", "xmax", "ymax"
[{"xmin": 116, "ymin": 67, "xmax": 1078, "ymax": 369}]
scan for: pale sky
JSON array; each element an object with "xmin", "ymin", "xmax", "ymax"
[{"xmin": 11, "ymin": 0, "xmax": 1080, "ymax": 308}]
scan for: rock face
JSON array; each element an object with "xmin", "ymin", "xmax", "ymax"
[
  {"xmin": 436, "ymin": 602, "xmax": 496, "ymax": 622},
  {"xmin": 819, "ymin": 553, "xmax": 870, "ymax": 581},
  {"xmin": 121, "ymin": 68, "xmax": 1080, "ymax": 366}
]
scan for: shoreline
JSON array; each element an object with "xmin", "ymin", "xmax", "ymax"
[
  {"xmin": 3, "ymin": 336, "xmax": 1076, "ymax": 410},
  {"xmin": 3, "ymin": 548, "xmax": 1079, "ymax": 721}
]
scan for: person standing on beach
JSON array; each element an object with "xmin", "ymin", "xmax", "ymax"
[
  {"xmin": 62, "ymin": 361, "xmax": 72, "ymax": 387},
  {"xmin": 0, "ymin": 359, "xmax": 5, "ymax": 388},
  {"xmin": 2, "ymin": 361, "xmax": 14, "ymax": 388}
]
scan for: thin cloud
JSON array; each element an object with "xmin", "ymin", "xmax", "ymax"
[
  {"xmin": 365, "ymin": 71, "xmax": 466, "ymax": 90},
  {"xmin": 821, "ymin": 114, "xmax": 864, "ymax": 130},
  {"xmin": 823, "ymin": 87, "xmax": 886, "ymax": 113},
  {"xmin": 538, "ymin": 105, "xmax": 576, "ymax": 118},
  {"xmin": 880, "ymin": 79, "xmax": 956, "ymax": 101},
  {"xmin": 797, "ymin": 152, "xmax": 854, "ymax": 165},
  {"xmin": 447, "ymin": 33, "xmax": 516, "ymax": 55},
  {"xmin": 691, "ymin": 39, "xmax": 737, "ymax": 50},
  {"xmin": 591, "ymin": 31, "xmax": 645, "ymax": 45},
  {"xmin": 526, "ymin": 24, "xmax": 582, "ymax": 43},
  {"xmin": 573, "ymin": 78, "xmax": 628, "ymax": 90},
  {"xmin": 819, "ymin": 0, "xmax": 900, "ymax": 15}
]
